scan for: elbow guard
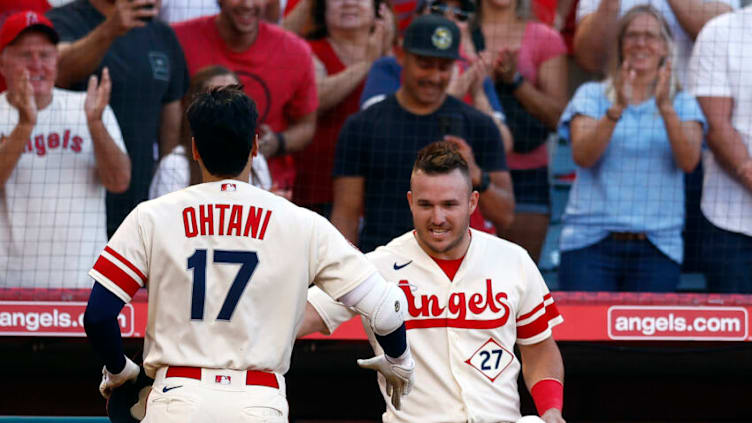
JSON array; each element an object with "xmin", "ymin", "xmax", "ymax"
[{"xmin": 340, "ymin": 273, "xmax": 407, "ymax": 336}]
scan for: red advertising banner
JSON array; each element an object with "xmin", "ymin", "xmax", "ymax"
[{"xmin": 2, "ymin": 294, "xmax": 751, "ymax": 342}]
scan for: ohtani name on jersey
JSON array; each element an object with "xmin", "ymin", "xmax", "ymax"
[
  {"xmin": 398, "ymin": 279, "xmax": 511, "ymax": 330},
  {"xmin": 22, "ymin": 131, "xmax": 84, "ymax": 156},
  {"xmin": 182, "ymin": 204, "xmax": 272, "ymax": 239}
]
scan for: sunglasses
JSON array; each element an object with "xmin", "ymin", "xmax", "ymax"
[{"xmin": 429, "ymin": 2, "xmax": 471, "ymax": 22}]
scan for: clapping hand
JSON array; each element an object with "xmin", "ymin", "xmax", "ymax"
[
  {"xmin": 655, "ymin": 58, "xmax": 672, "ymax": 111},
  {"xmin": 85, "ymin": 67, "xmax": 112, "ymax": 123},
  {"xmin": 7, "ymin": 68, "xmax": 37, "ymax": 126}
]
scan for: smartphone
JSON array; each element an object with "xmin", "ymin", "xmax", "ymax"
[{"xmin": 131, "ymin": 0, "xmax": 155, "ymax": 22}]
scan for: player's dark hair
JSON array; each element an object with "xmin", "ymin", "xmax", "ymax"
[
  {"xmin": 186, "ymin": 85, "xmax": 258, "ymax": 178},
  {"xmin": 412, "ymin": 141, "xmax": 472, "ymax": 188}
]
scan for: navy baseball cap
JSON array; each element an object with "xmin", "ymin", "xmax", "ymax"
[{"xmin": 402, "ymin": 14, "xmax": 461, "ymax": 60}]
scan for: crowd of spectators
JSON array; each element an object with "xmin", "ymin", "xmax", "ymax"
[{"xmin": 0, "ymin": 0, "xmax": 750, "ymax": 293}]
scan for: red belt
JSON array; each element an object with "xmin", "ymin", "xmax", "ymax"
[{"xmin": 165, "ymin": 366, "xmax": 279, "ymax": 389}]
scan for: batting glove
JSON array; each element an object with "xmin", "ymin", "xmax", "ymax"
[
  {"xmin": 99, "ymin": 356, "xmax": 140, "ymax": 399},
  {"xmin": 357, "ymin": 346, "xmax": 415, "ymax": 410}
]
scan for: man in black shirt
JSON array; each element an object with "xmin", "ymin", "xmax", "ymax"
[
  {"xmin": 48, "ymin": 0, "xmax": 189, "ymax": 236},
  {"xmin": 332, "ymin": 14, "xmax": 514, "ymax": 253}
]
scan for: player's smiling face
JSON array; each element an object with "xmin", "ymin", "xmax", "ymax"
[{"xmin": 408, "ymin": 168, "xmax": 478, "ymax": 260}]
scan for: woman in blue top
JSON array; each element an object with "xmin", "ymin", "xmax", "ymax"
[{"xmin": 557, "ymin": 5, "xmax": 705, "ymax": 292}]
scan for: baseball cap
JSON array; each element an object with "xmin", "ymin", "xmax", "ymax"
[
  {"xmin": 0, "ymin": 10, "xmax": 59, "ymax": 53},
  {"xmin": 402, "ymin": 14, "xmax": 460, "ymax": 60}
]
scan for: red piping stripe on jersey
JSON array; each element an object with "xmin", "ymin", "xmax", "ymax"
[
  {"xmin": 406, "ymin": 314, "xmax": 510, "ymax": 330},
  {"xmin": 104, "ymin": 246, "xmax": 146, "ymax": 282},
  {"xmin": 516, "ymin": 302, "xmax": 562, "ymax": 340},
  {"xmin": 517, "ymin": 293, "xmax": 554, "ymax": 322},
  {"xmin": 92, "ymin": 256, "xmax": 141, "ymax": 297}
]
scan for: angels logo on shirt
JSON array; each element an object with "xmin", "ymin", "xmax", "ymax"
[{"xmin": 398, "ymin": 278, "xmax": 512, "ymax": 330}]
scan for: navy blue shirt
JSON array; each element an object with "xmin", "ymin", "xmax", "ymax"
[{"xmin": 334, "ymin": 94, "xmax": 507, "ymax": 253}]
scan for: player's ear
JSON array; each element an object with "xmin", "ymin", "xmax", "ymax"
[
  {"xmin": 469, "ymin": 190, "xmax": 479, "ymax": 214},
  {"xmin": 406, "ymin": 190, "xmax": 414, "ymax": 211},
  {"xmin": 251, "ymin": 133, "xmax": 258, "ymax": 158},
  {"xmin": 191, "ymin": 137, "xmax": 200, "ymax": 161}
]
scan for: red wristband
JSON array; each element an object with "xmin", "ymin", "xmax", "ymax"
[{"xmin": 530, "ymin": 378, "xmax": 563, "ymax": 415}]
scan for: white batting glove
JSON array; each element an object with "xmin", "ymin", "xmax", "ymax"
[
  {"xmin": 358, "ymin": 347, "xmax": 415, "ymax": 410},
  {"xmin": 99, "ymin": 356, "xmax": 140, "ymax": 399}
]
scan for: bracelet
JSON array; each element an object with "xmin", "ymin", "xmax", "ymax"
[
  {"xmin": 275, "ymin": 132, "xmax": 287, "ymax": 156},
  {"xmin": 606, "ymin": 108, "xmax": 622, "ymax": 122},
  {"xmin": 472, "ymin": 171, "xmax": 491, "ymax": 193},
  {"xmin": 530, "ymin": 378, "xmax": 564, "ymax": 416}
]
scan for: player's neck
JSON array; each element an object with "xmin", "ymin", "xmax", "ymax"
[{"xmin": 200, "ymin": 165, "xmax": 251, "ymax": 184}]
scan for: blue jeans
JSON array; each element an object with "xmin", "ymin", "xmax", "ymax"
[
  {"xmin": 699, "ymin": 214, "xmax": 752, "ymax": 293},
  {"xmin": 558, "ymin": 237, "xmax": 680, "ymax": 292}
]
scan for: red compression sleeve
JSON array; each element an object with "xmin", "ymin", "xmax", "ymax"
[{"xmin": 530, "ymin": 378, "xmax": 563, "ymax": 415}]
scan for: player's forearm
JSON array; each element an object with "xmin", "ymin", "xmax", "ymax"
[
  {"xmin": 56, "ymin": 24, "xmax": 119, "ymax": 88},
  {"xmin": 572, "ymin": 1, "xmax": 620, "ymax": 73},
  {"xmin": 519, "ymin": 338, "xmax": 565, "ymax": 392},
  {"xmin": 88, "ymin": 119, "xmax": 131, "ymax": 193},
  {"xmin": 0, "ymin": 123, "xmax": 34, "ymax": 187},
  {"xmin": 84, "ymin": 283, "xmax": 127, "ymax": 373},
  {"xmin": 667, "ymin": 0, "xmax": 733, "ymax": 40},
  {"xmin": 296, "ymin": 301, "xmax": 330, "ymax": 338}
]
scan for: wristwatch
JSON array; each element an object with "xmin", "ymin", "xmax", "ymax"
[
  {"xmin": 473, "ymin": 171, "xmax": 491, "ymax": 193},
  {"xmin": 507, "ymin": 72, "xmax": 524, "ymax": 93}
]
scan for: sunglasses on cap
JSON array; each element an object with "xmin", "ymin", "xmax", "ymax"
[{"xmin": 429, "ymin": 2, "xmax": 471, "ymax": 22}]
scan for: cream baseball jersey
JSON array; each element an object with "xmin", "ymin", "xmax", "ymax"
[
  {"xmin": 89, "ymin": 180, "xmax": 377, "ymax": 378},
  {"xmin": 0, "ymin": 88, "xmax": 126, "ymax": 288},
  {"xmin": 309, "ymin": 230, "xmax": 563, "ymax": 423}
]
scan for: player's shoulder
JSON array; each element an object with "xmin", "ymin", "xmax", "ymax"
[
  {"xmin": 366, "ymin": 231, "xmax": 416, "ymax": 264},
  {"xmin": 471, "ymin": 229, "xmax": 530, "ymax": 259}
]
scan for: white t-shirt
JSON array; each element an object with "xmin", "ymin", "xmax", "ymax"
[
  {"xmin": 687, "ymin": 7, "xmax": 752, "ymax": 236},
  {"xmin": 0, "ymin": 88, "xmax": 126, "ymax": 289},
  {"xmin": 309, "ymin": 230, "xmax": 563, "ymax": 423},
  {"xmin": 89, "ymin": 180, "xmax": 377, "ymax": 377},
  {"xmin": 148, "ymin": 145, "xmax": 272, "ymax": 199},
  {"xmin": 158, "ymin": 0, "xmax": 220, "ymax": 24},
  {"xmin": 577, "ymin": 0, "xmax": 740, "ymax": 85}
]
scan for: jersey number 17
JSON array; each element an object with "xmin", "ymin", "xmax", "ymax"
[{"xmin": 187, "ymin": 249, "xmax": 259, "ymax": 321}]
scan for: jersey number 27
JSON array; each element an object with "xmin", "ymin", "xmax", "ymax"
[{"xmin": 187, "ymin": 249, "xmax": 259, "ymax": 321}]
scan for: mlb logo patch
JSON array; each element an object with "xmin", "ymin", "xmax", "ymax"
[
  {"xmin": 215, "ymin": 375, "xmax": 232, "ymax": 385},
  {"xmin": 221, "ymin": 183, "xmax": 237, "ymax": 192}
]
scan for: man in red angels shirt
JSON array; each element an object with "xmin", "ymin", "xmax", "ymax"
[{"xmin": 173, "ymin": 0, "xmax": 318, "ymax": 198}]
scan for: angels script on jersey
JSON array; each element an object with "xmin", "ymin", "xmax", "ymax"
[
  {"xmin": 18, "ymin": 131, "xmax": 85, "ymax": 156},
  {"xmin": 398, "ymin": 279, "xmax": 511, "ymax": 330},
  {"xmin": 182, "ymin": 204, "xmax": 272, "ymax": 239}
]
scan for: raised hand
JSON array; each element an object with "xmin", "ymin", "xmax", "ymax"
[
  {"xmin": 105, "ymin": 0, "xmax": 158, "ymax": 37},
  {"xmin": 493, "ymin": 47, "xmax": 519, "ymax": 84},
  {"xmin": 366, "ymin": 17, "xmax": 387, "ymax": 63},
  {"xmin": 615, "ymin": 60, "xmax": 635, "ymax": 108},
  {"xmin": 85, "ymin": 67, "xmax": 112, "ymax": 123},
  {"xmin": 6, "ymin": 68, "xmax": 37, "ymax": 126},
  {"xmin": 655, "ymin": 58, "xmax": 672, "ymax": 110}
]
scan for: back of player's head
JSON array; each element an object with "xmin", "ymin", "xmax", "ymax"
[
  {"xmin": 412, "ymin": 141, "xmax": 471, "ymax": 189},
  {"xmin": 186, "ymin": 85, "xmax": 258, "ymax": 178}
]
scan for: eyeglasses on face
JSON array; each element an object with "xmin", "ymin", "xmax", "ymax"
[{"xmin": 429, "ymin": 2, "xmax": 470, "ymax": 22}]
